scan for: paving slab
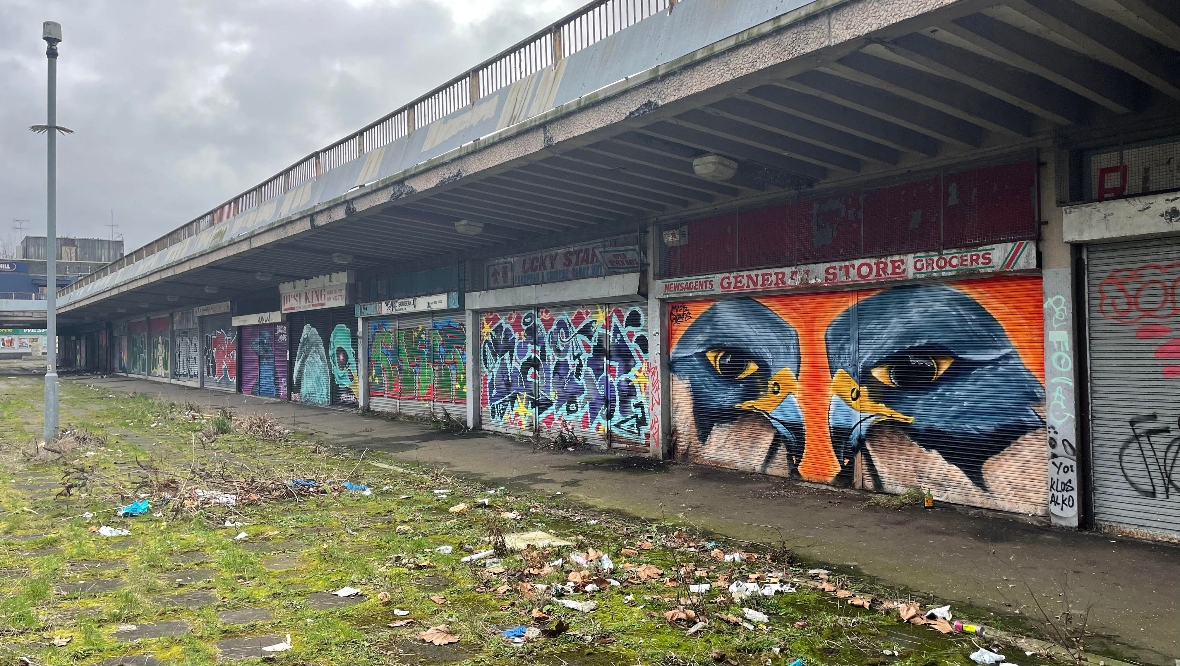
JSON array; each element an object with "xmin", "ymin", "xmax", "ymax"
[
  {"xmin": 161, "ymin": 568, "xmax": 216, "ymax": 585},
  {"xmin": 261, "ymin": 554, "xmax": 301, "ymax": 571},
  {"xmin": 157, "ymin": 589, "xmax": 219, "ymax": 608},
  {"xmin": 3, "ymin": 532, "xmax": 49, "ymax": 542},
  {"xmin": 240, "ymin": 539, "xmax": 306, "ymax": 554},
  {"xmin": 216, "ymin": 635, "xmax": 287, "ymax": 661},
  {"xmin": 217, "ymin": 607, "xmax": 273, "ymax": 625},
  {"xmin": 306, "ymin": 591, "xmax": 365, "ymax": 609},
  {"xmin": 100, "ymin": 657, "xmax": 165, "ymax": 666},
  {"xmin": 56, "ymin": 579, "xmax": 124, "ymax": 595},
  {"xmin": 390, "ymin": 639, "xmax": 475, "ymax": 665},
  {"xmin": 413, "ymin": 574, "xmax": 451, "ymax": 592},
  {"xmin": 114, "ymin": 620, "xmax": 191, "ymax": 641},
  {"xmin": 169, "ymin": 551, "xmax": 210, "ymax": 565},
  {"xmin": 66, "ymin": 559, "xmax": 123, "ymax": 573},
  {"xmin": 23, "ymin": 545, "xmax": 64, "ymax": 557}
]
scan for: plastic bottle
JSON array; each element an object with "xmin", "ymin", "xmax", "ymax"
[{"xmin": 923, "ymin": 490, "xmax": 934, "ymax": 508}]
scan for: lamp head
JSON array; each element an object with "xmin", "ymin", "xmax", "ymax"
[{"xmin": 43, "ymin": 21, "xmax": 62, "ymax": 44}]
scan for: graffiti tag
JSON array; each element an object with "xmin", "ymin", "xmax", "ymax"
[
  {"xmin": 1121, "ymin": 414, "xmax": 1180, "ymax": 500},
  {"xmin": 1043, "ymin": 275, "xmax": 1079, "ymax": 521}
]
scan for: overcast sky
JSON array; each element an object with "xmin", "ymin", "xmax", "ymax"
[{"xmin": 0, "ymin": 0, "xmax": 584, "ymax": 255}]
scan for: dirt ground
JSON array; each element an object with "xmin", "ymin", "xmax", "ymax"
[{"xmin": 3, "ymin": 364, "xmax": 1177, "ymax": 664}]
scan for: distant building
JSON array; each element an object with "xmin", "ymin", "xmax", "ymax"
[{"xmin": 2, "ymin": 237, "xmax": 124, "ymax": 298}]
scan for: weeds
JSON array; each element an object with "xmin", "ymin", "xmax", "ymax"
[
  {"xmin": 210, "ymin": 408, "xmax": 233, "ymax": 435},
  {"xmin": 863, "ymin": 486, "xmax": 924, "ymax": 510}
]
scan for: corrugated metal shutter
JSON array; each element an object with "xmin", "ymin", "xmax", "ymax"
[
  {"xmin": 366, "ymin": 317, "xmax": 399, "ymax": 414},
  {"xmin": 290, "ymin": 309, "xmax": 357, "ymax": 407},
  {"xmin": 396, "ymin": 315, "xmax": 435, "ymax": 416},
  {"xmin": 241, "ymin": 324, "xmax": 288, "ymax": 400},
  {"xmin": 669, "ymin": 276, "xmax": 1047, "ymax": 515},
  {"xmin": 149, "ymin": 316, "xmax": 170, "ymax": 378},
  {"xmin": 535, "ymin": 305, "xmax": 611, "ymax": 447},
  {"xmin": 431, "ymin": 313, "xmax": 468, "ymax": 420},
  {"xmin": 1086, "ymin": 239, "xmax": 1180, "ymax": 539},
  {"xmin": 128, "ymin": 319, "xmax": 148, "ymax": 376},
  {"xmin": 607, "ymin": 305, "xmax": 651, "ymax": 450},
  {"xmin": 200, "ymin": 314, "xmax": 237, "ymax": 392},
  {"xmin": 481, "ymin": 309, "xmax": 538, "ymax": 437},
  {"xmin": 173, "ymin": 328, "xmax": 199, "ymax": 383}
]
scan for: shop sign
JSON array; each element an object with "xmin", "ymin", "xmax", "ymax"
[
  {"xmin": 0, "ymin": 262, "xmax": 17, "ymax": 272},
  {"xmin": 232, "ymin": 311, "xmax": 284, "ymax": 327},
  {"xmin": 279, "ymin": 271, "xmax": 353, "ymax": 313},
  {"xmin": 655, "ymin": 241, "xmax": 1035, "ymax": 298},
  {"xmin": 356, "ymin": 292, "xmax": 454, "ymax": 317},
  {"xmin": 601, "ymin": 246, "xmax": 643, "ymax": 273},
  {"xmin": 194, "ymin": 301, "xmax": 231, "ymax": 317},
  {"xmin": 486, "ymin": 241, "xmax": 608, "ymax": 288}
]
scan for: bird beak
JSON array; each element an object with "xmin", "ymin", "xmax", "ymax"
[
  {"xmin": 735, "ymin": 367, "xmax": 799, "ymax": 414},
  {"xmin": 830, "ymin": 369, "xmax": 913, "ymax": 424}
]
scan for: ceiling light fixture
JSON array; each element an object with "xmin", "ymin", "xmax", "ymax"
[
  {"xmin": 166, "ymin": 295, "xmax": 179, "ymax": 302},
  {"xmin": 255, "ymin": 271, "xmax": 273, "ymax": 281},
  {"xmin": 331, "ymin": 252, "xmax": 353, "ymax": 265},
  {"xmin": 204, "ymin": 285, "xmax": 219, "ymax": 294},
  {"xmin": 692, "ymin": 154, "xmax": 738, "ymax": 181},
  {"xmin": 455, "ymin": 219, "xmax": 483, "ymax": 236}
]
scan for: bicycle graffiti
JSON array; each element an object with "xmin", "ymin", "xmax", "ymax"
[{"xmin": 1121, "ymin": 414, "xmax": 1180, "ymax": 500}]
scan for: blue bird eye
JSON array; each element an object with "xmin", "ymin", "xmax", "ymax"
[
  {"xmin": 705, "ymin": 349, "xmax": 759, "ymax": 380},
  {"xmin": 871, "ymin": 354, "xmax": 953, "ymax": 389}
]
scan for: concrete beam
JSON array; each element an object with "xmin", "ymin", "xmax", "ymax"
[
  {"xmin": 491, "ymin": 170, "xmax": 671, "ymax": 212},
  {"xmin": 640, "ymin": 121, "xmax": 830, "ymax": 179},
  {"xmin": 476, "ymin": 174, "xmax": 658, "ymax": 216},
  {"xmin": 674, "ymin": 107, "xmax": 864, "ymax": 172},
  {"xmin": 1063, "ymin": 190, "xmax": 1180, "ymax": 243},
  {"xmin": 1106, "ymin": 0, "xmax": 1180, "ymax": 52}
]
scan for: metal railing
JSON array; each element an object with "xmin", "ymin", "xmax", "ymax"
[
  {"xmin": 0, "ymin": 292, "xmax": 47, "ymax": 301},
  {"xmin": 62, "ymin": 0, "xmax": 677, "ymax": 298}
]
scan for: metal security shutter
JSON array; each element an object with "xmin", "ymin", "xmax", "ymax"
[
  {"xmin": 128, "ymin": 319, "xmax": 148, "ymax": 376},
  {"xmin": 149, "ymin": 316, "xmax": 170, "ymax": 378},
  {"xmin": 396, "ymin": 315, "xmax": 435, "ymax": 416},
  {"xmin": 534, "ymin": 305, "xmax": 612, "ymax": 447},
  {"xmin": 607, "ymin": 304, "xmax": 652, "ymax": 450},
  {"xmin": 481, "ymin": 309, "xmax": 539, "ymax": 437},
  {"xmin": 1087, "ymin": 239, "xmax": 1180, "ymax": 539},
  {"xmin": 431, "ymin": 313, "xmax": 468, "ymax": 419},
  {"xmin": 200, "ymin": 314, "xmax": 237, "ymax": 391},
  {"xmin": 241, "ymin": 324, "xmax": 289, "ymax": 400},
  {"xmin": 290, "ymin": 309, "xmax": 357, "ymax": 407},
  {"xmin": 669, "ymin": 276, "xmax": 1047, "ymax": 515},
  {"xmin": 366, "ymin": 317, "xmax": 399, "ymax": 414},
  {"xmin": 173, "ymin": 328, "xmax": 200, "ymax": 383}
]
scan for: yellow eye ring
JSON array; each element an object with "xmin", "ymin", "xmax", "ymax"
[
  {"xmin": 870, "ymin": 356, "xmax": 954, "ymax": 388},
  {"xmin": 706, "ymin": 349, "xmax": 759, "ymax": 380}
]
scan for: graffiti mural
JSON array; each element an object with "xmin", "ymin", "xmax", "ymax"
[
  {"xmin": 1097, "ymin": 260, "xmax": 1180, "ymax": 379},
  {"xmin": 330, "ymin": 324, "xmax": 358, "ymax": 405},
  {"xmin": 368, "ymin": 316, "xmax": 467, "ymax": 412},
  {"xmin": 129, "ymin": 333, "xmax": 148, "ymax": 375},
  {"xmin": 669, "ymin": 276, "xmax": 1047, "ymax": 514},
  {"xmin": 203, "ymin": 328, "xmax": 237, "ymax": 389},
  {"xmin": 293, "ymin": 324, "xmax": 329, "ymax": 406},
  {"xmin": 480, "ymin": 305, "xmax": 650, "ymax": 447},
  {"xmin": 151, "ymin": 334, "xmax": 170, "ymax": 378},
  {"xmin": 242, "ymin": 325, "xmax": 288, "ymax": 399},
  {"xmin": 174, "ymin": 331, "xmax": 200, "ymax": 381}
]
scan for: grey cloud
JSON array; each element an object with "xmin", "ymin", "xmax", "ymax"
[{"xmin": 0, "ymin": 0, "xmax": 582, "ymax": 251}]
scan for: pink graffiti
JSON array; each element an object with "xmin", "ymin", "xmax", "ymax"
[
  {"xmin": 211, "ymin": 331, "xmax": 237, "ymax": 381},
  {"xmin": 646, "ymin": 357, "xmax": 661, "ymax": 453}
]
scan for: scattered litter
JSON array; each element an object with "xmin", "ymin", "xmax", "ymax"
[
  {"xmin": 502, "ymin": 626, "xmax": 527, "ymax": 639},
  {"xmin": 98, "ymin": 526, "xmax": 130, "ymax": 537},
  {"xmin": 194, "ymin": 488, "xmax": 237, "ymax": 506},
  {"xmin": 398, "ymin": 494, "xmax": 412, "ymax": 499},
  {"xmin": 926, "ymin": 605, "xmax": 952, "ymax": 620},
  {"xmin": 289, "ymin": 479, "xmax": 317, "ymax": 488},
  {"xmin": 233, "ymin": 532, "xmax": 248, "ymax": 541},
  {"xmin": 116, "ymin": 624, "xmax": 137, "ymax": 632},
  {"xmin": 689, "ymin": 583, "xmax": 711, "ymax": 594},
  {"xmin": 570, "ymin": 553, "xmax": 589, "ymax": 567},
  {"xmin": 419, "ymin": 625, "xmax": 460, "ymax": 645},
  {"xmin": 394, "ymin": 609, "xmax": 410, "ymax": 616},
  {"xmin": 954, "ymin": 621, "xmax": 985, "ymax": 635},
  {"xmin": 449, "ymin": 503, "xmax": 469, "ymax": 514},
  {"xmin": 225, "ymin": 520, "xmax": 246, "ymax": 528},
  {"xmin": 807, "ymin": 569, "xmax": 829, "ymax": 576},
  {"xmin": 686, "ymin": 621, "xmax": 708, "ymax": 636},
  {"xmin": 504, "ymin": 531, "xmax": 573, "ymax": 551},
  {"xmin": 788, "ymin": 660, "xmax": 803, "ymax": 666},
  {"xmin": 969, "ymin": 648, "xmax": 1005, "ymax": 665},
  {"xmin": 728, "ymin": 581, "xmax": 760, "ymax": 600},
  {"xmin": 388, "ymin": 619, "xmax": 413, "ymax": 627},
  {"xmin": 432, "ymin": 489, "xmax": 450, "ymax": 495},
  {"xmin": 50, "ymin": 636, "xmax": 71, "ymax": 647},
  {"xmin": 341, "ymin": 481, "xmax": 371, "ymax": 495},
  {"xmin": 554, "ymin": 599, "xmax": 597, "ymax": 612},
  {"xmin": 742, "ymin": 608, "xmax": 769, "ymax": 623},
  {"xmin": 261, "ymin": 634, "xmax": 292, "ymax": 653},
  {"xmin": 461, "ymin": 550, "xmax": 495, "ymax": 563},
  {"xmin": 436, "ymin": 546, "xmax": 453, "ymax": 554},
  {"xmin": 333, "ymin": 587, "xmax": 362, "ymax": 597},
  {"xmin": 524, "ymin": 626, "xmax": 541, "ymax": 640},
  {"xmin": 601, "ymin": 554, "xmax": 614, "ymax": 571},
  {"xmin": 724, "ymin": 552, "xmax": 746, "ymax": 562},
  {"xmin": 117, "ymin": 499, "xmax": 150, "ymax": 517},
  {"xmin": 82, "ymin": 512, "xmax": 93, "ymax": 519}
]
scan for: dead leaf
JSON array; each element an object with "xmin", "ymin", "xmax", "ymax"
[
  {"xmin": 541, "ymin": 619, "xmax": 570, "ymax": 638},
  {"xmin": 663, "ymin": 607, "xmax": 698, "ymax": 624},
  {"xmin": 930, "ymin": 618, "xmax": 954, "ymax": 634},
  {"xmin": 530, "ymin": 608, "xmax": 550, "ymax": 622},
  {"xmin": 849, "ymin": 597, "xmax": 872, "ymax": 608},
  {"xmin": 494, "ymin": 585, "xmax": 511, "ymax": 595},
  {"xmin": 586, "ymin": 548, "xmax": 604, "ymax": 560},
  {"xmin": 716, "ymin": 613, "xmax": 744, "ymax": 625},
  {"xmin": 633, "ymin": 564, "xmax": 664, "ymax": 581},
  {"xmin": 835, "ymin": 589, "xmax": 854, "ymax": 598},
  {"xmin": 898, "ymin": 603, "xmax": 921, "ymax": 623},
  {"xmin": 568, "ymin": 570, "xmax": 591, "ymax": 584},
  {"xmin": 429, "ymin": 595, "xmax": 448, "ymax": 605},
  {"xmin": 710, "ymin": 548, "xmax": 725, "ymax": 560},
  {"xmin": 418, "ymin": 625, "xmax": 460, "ymax": 645},
  {"xmin": 449, "ymin": 503, "xmax": 469, "ymax": 514},
  {"xmin": 819, "ymin": 582, "xmax": 838, "ymax": 592},
  {"xmin": 793, "ymin": 620, "xmax": 809, "ymax": 629},
  {"xmin": 388, "ymin": 619, "xmax": 414, "ymax": 628},
  {"xmin": 377, "ymin": 591, "xmax": 391, "ymax": 603},
  {"xmin": 638, "ymin": 541, "xmax": 654, "ymax": 550},
  {"xmin": 620, "ymin": 548, "xmax": 638, "ymax": 557},
  {"xmin": 51, "ymin": 636, "xmax": 72, "ymax": 647}
]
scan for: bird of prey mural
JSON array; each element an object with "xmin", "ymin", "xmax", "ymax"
[
  {"xmin": 668, "ymin": 279, "xmax": 1046, "ymax": 507},
  {"xmin": 669, "ymin": 298, "xmax": 806, "ymax": 473}
]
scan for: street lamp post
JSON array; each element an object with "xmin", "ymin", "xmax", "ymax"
[{"xmin": 41, "ymin": 21, "xmax": 62, "ymax": 443}]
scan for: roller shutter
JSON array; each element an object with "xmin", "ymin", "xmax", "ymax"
[
  {"xmin": 241, "ymin": 324, "xmax": 289, "ymax": 400},
  {"xmin": 289, "ymin": 308, "xmax": 357, "ymax": 407},
  {"xmin": 669, "ymin": 275, "xmax": 1047, "ymax": 515},
  {"xmin": 128, "ymin": 319, "xmax": 149, "ymax": 376},
  {"xmin": 149, "ymin": 316, "xmax": 170, "ymax": 378},
  {"xmin": 173, "ymin": 328, "xmax": 200, "ymax": 383},
  {"xmin": 367, "ymin": 313, "xmax": 468, "ymax": 418},
  {"xmin": 366, "ymin": 317, "xmax": 400, "ymax": 414},
  {"xmin": 200, "ymin": 314, "xmax": 237, "ymax": 392},
  {"xmin": 480, "ymin": 304, "xmax": 650, "ymax": 448},
  {"xmin": 395, "ymin": 315, "xmax": 435, "ymax": 416},
  {"xmin": 1086, "ymin": 239, "xmax": 1180, "ymax": 539},
  {"xmin": 430, "ymin": 313, "xmax": 468, "ymax": 420}
]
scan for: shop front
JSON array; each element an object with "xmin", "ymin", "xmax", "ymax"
[
  {"xmin": 656, "ymin": 161, "xmax": 1051, "ymax": 515},
  {"xmin": 197, "ymin": 301, "xmax": 237, "ymax": 392},
  {"xmin": 472, "ymin": 239, "xmax": 653, "ymax": 450},
  {"xmin": 127, "ymin": 318, "xmax": 149, "ymax": 375},
  {"xmin": 233, "ymin": 311, "xmax": 289, "ymax": 400},
  {"xmin": 148, "ymin": 315, "xmax": 171, "ymax": 380},
  {"xmin": 282, "ymin": 272, "xmax": 358, "ymax": 408},
  {"xmin": 172, "ymin": 309, "xmax": 200, "ymax": 385},
  {"xmin": 357, "ymin": 292, "xmax": 464, "ymax": 418}
]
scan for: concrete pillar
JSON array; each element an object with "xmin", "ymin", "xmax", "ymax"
[
  {"xmin": 357, "ymin": 316, "xmax": 369, "ymax": 412},
  {"xmin": 466, "ymin": 307, "xmax": 481, "ymax": 430},
  {"xmin": 1039, "ymin": 151, "xmax": 1081, "ymax": 528},
  {"xmin": 646, "ymin": 228, "xmax": 672, "ymax": 459}
]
